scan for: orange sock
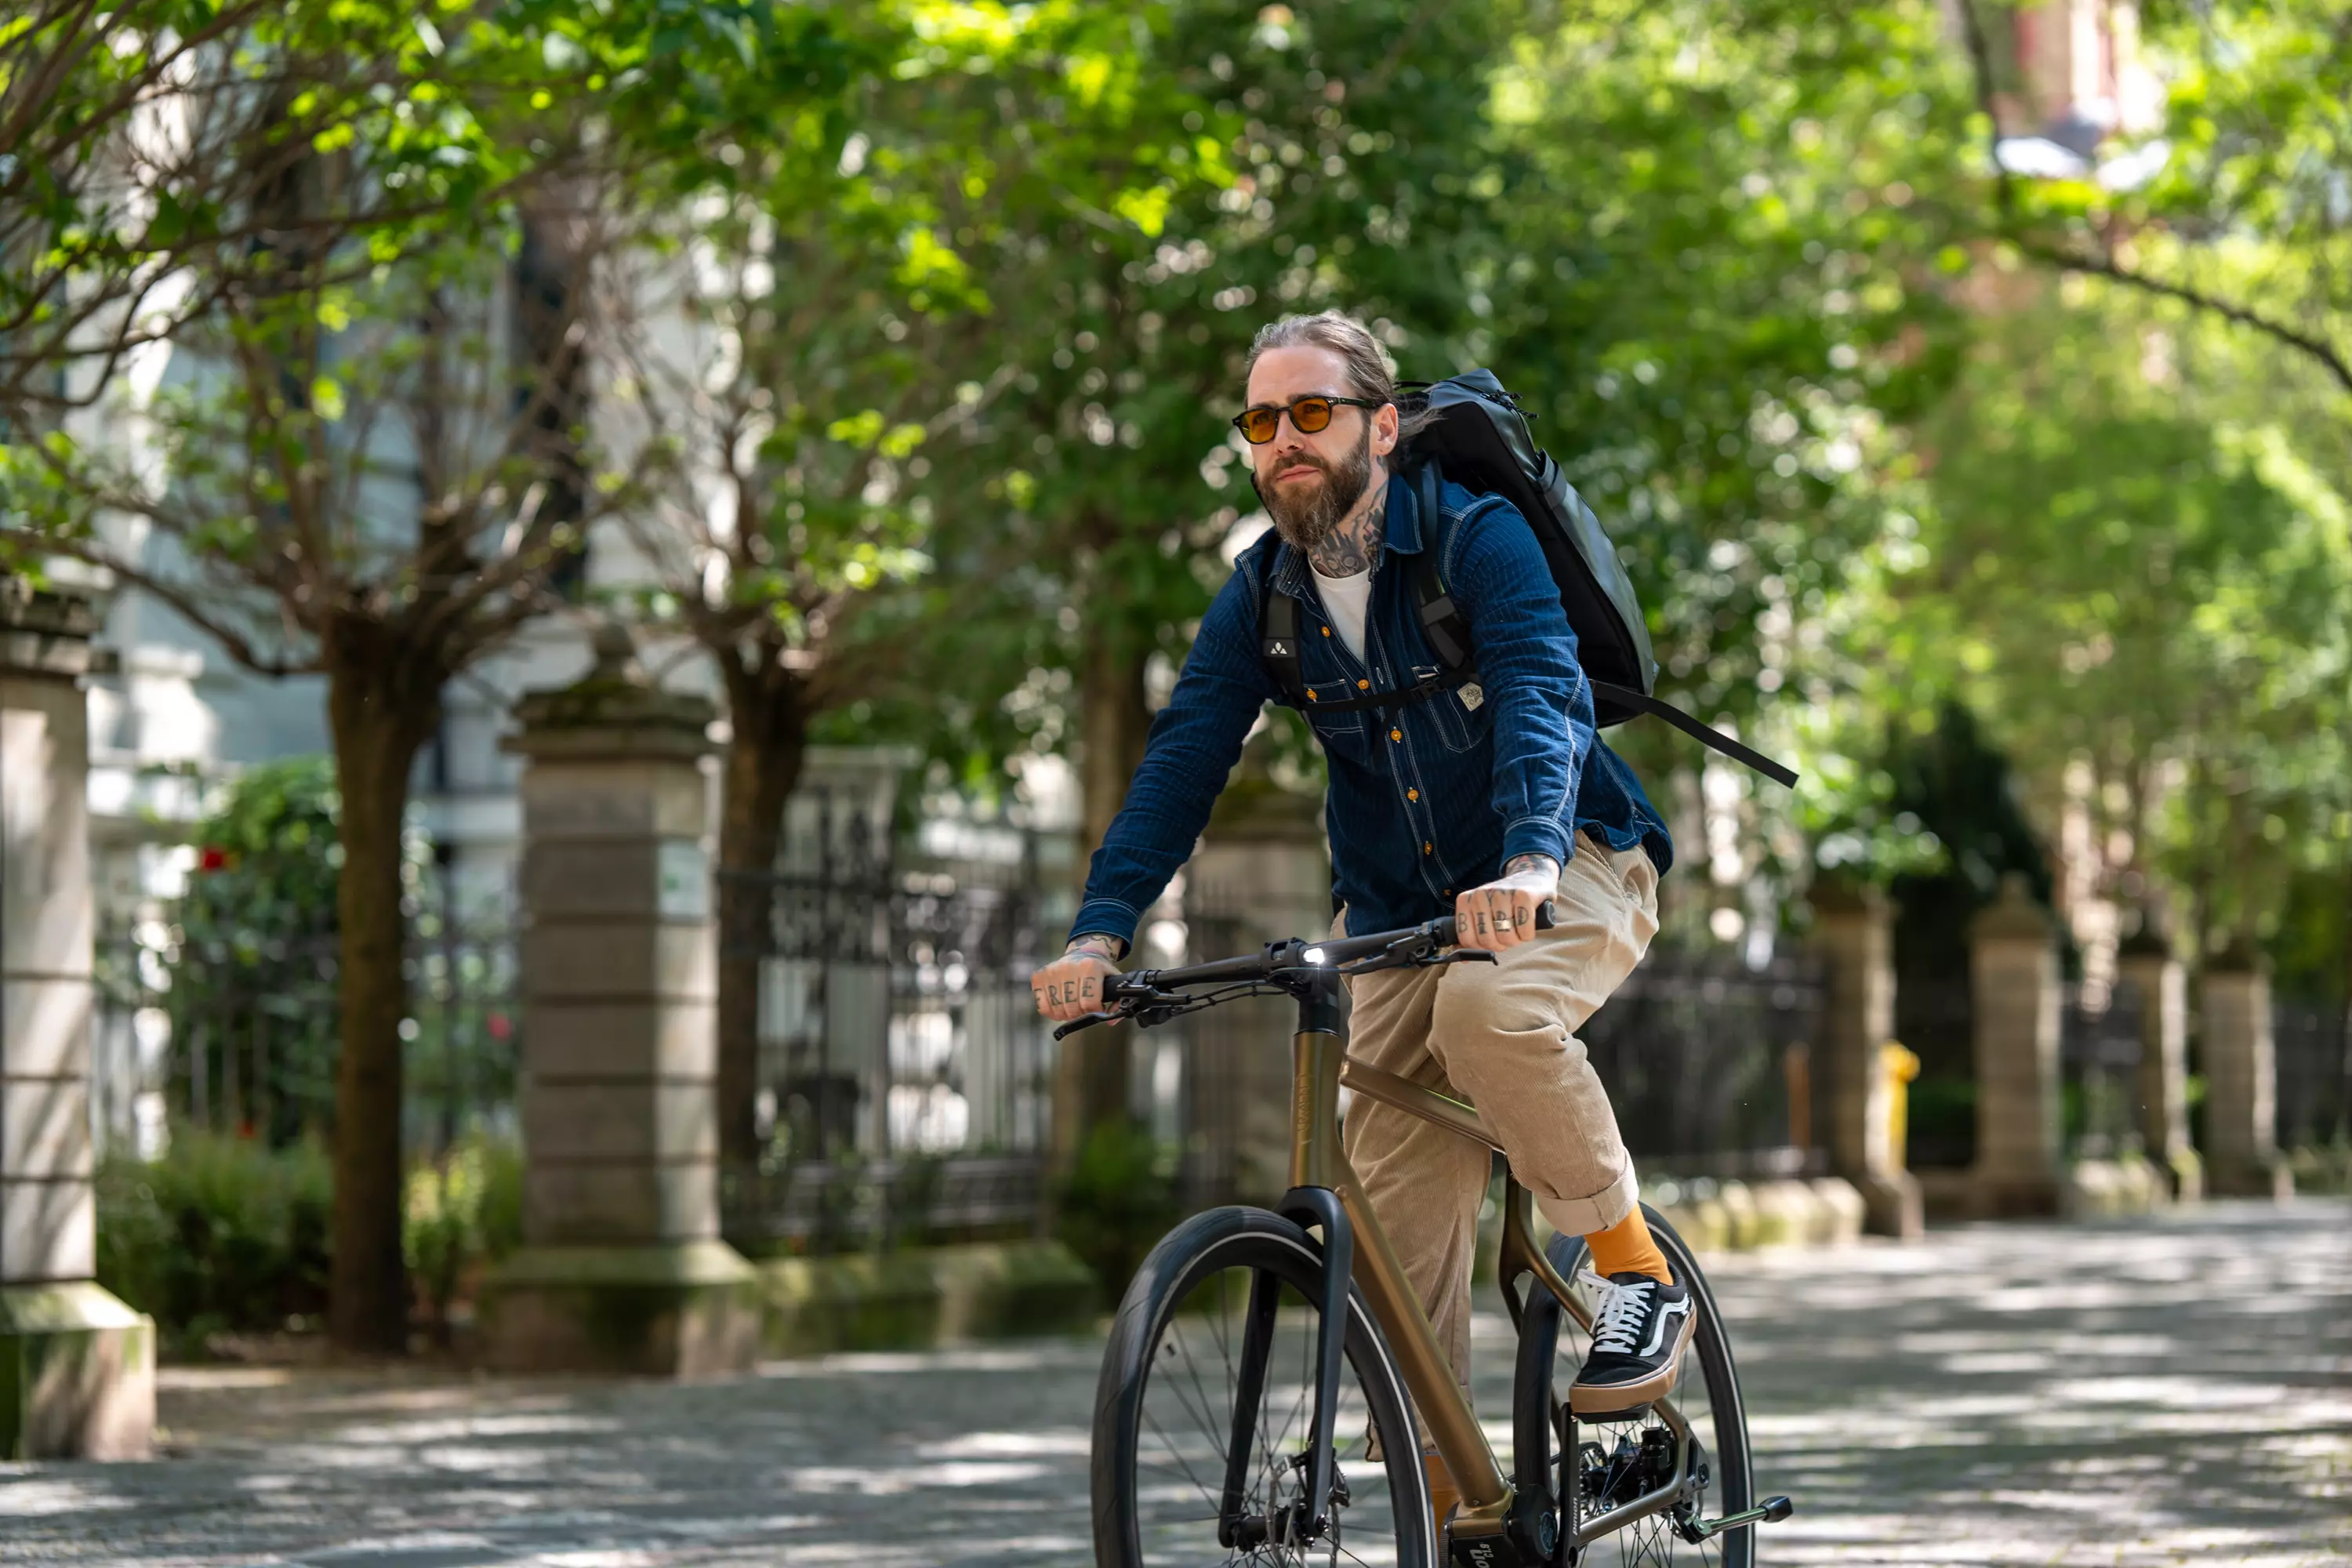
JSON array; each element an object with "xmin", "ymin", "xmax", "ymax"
[{"xmin": 1583, "ymin": 1205, "xmax": 1671, "ymax": 1284}]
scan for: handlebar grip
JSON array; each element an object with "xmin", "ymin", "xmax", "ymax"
[{"xmin": 1534, "ymin": 899, "xmax": 1555, "ymax": 930}]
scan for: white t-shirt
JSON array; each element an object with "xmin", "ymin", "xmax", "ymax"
[{"xmin": 1311, "ymin": 565, "xmax": 1374, "ymax": 662}]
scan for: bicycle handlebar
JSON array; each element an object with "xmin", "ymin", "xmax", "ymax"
[{"xmin": 1051, "ymin": 902, "xmax": 1555, "ymax": 1039}]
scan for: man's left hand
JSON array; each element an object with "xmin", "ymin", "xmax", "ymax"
[{"xmin": 1454, "ymin": 855, "xmax": 1559, "ymax": 953}]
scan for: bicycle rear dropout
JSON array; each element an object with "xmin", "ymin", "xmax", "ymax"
[{"xmin": 1065, "ymin": 915, "xmax": 1792, "ymax": 1567}]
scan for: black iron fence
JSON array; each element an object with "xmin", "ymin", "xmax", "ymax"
[
  {"xmin": 2275, "ymin": 995, "xmax": 2350, "ymax": 1150},
  {"xmin": 2063, "ymin": 981, "xmax": 2145, "ymax": 1158},
  {"xmin": 719, "ymin": 796, "xmax": 1058, "ymax": 1249},
  {"xmin": 94, "ymin": 871, "xmax": 517, "ymax": 1159},
  {"xmin": 1582, "ymin": 946, "xmax": 1828, "ymax": 1177},
  {"xmin": 1169, "ymin": 913, "xmax": 1831, "ymax": 1202}
]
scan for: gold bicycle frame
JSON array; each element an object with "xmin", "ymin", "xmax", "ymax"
[{"xmin": 1288, "ymin": 1020, "xmax": 1694, "ymax": 1548}]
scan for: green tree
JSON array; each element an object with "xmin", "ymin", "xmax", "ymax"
[
  {"xmin": 893, "ymin": 0, "xmax": 1522, "ymax": 1141},
  {"xmin": 3, "ymin": 0, "xmax": 877, "ymax": 1354},
  {"xmin": 598, "ymin": 7, "xmax": 980, "ymax": 1181},
  {"xmin": 1895, "ymin": 298, "xmax": 2352, "ymax": 961},
  {"xmin": 1954, "ymin": 0, "xmax": 2352, "ymax": 400},
  {"xmin": 1480, "ymin": 0, "xmax": 1973, "ymax": 926}
]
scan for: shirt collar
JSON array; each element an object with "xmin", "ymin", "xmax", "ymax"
[{"xmin": 1268, "ymin": 468, "xmax": 1423, "ymax": 601}]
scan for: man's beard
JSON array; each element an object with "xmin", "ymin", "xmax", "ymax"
[{"xmin": 1260, "ymin": 427, "xmax": 1375, "ymax": 553}]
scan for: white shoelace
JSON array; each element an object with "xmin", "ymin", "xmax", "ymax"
[{"xmin": 1578, "ymin": 1269, "xmax": 1656, "ymax": 1356}]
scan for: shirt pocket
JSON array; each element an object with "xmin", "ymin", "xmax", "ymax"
[
  {"xmin": 1434, "ymin": 681, "xmax": 1493, "ymax": 753},
  {"xmin": 1305, "ymin": 706, "xmax": 1370, "ymax": 764}
]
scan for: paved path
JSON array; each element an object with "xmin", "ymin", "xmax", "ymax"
[{"xmin": 4, "ymin": 1200, "xmax": 2346, "ymax": 1566}]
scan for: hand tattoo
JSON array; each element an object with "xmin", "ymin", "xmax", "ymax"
[
  {"xmin": 1503, "ymin": 854, "xmax": 1559, "ymax": 880},
  {"xmin": 1308, "ymin": 495, "xmax": 1385, "ymax": 577}
]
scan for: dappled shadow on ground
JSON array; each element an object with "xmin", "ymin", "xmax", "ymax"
[{"xmin": 5, "ymin": 1202, "xmax": 2346, "ymax": 1566}]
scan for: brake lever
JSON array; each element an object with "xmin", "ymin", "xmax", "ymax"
[{"xmin": 1052, "ymin": 1011, "xmax": 1123, "ymax": 1040}]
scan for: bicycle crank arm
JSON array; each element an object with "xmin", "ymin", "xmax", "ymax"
[{"xmin": 1680, "ymin": 1495, "xmax": 1793, "ymax": 1541}]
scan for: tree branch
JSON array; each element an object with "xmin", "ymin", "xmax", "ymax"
[{"xmin": 2024, "ymin": 241, "xmax": 2352, "ymax": 397}]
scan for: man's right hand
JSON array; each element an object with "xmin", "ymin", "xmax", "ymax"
[{"xmin": 1033, "ymin": 937, "xmax": 1122, "ymax": 1023}]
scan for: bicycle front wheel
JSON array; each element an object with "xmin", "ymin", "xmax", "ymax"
[
  {"xmin": 1092, "ymin": 1205, "xmax": 1435, "ymax": 1568},
  {"xmin": 1511, "ymin": 1205, "xmax": 1755, "ymax": 1568}
]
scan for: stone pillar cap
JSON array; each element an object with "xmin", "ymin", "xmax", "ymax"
[
  {"xmin": 506, "ymin": 622, "xmax": 717, "ymax": 760},
  {"xmin": 1969, "ymin": 870, "xmax": 2053, "ymax": 942},
  {"xmin": 2201, "ymin": 937, "xmax": 2268, "ymax": 975},
  {"xmin": 1806, "ymin": 869, "xmax": 1892, "ymax": 916},
  {"xmin": 0, "ymin": 577, "xmax": 101, "ymax": 677}
]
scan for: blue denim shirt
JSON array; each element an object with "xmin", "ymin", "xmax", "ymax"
[{"xmin": 1070, "ymin": 471, "xmax": 1674, "ymax": 948}]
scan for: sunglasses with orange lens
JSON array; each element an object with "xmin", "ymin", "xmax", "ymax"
[{"xmin": 1231, "ymin": 394, "xmax": 1384, "ymax": 445}]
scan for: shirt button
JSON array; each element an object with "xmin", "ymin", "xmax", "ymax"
[
  {"xmin": 1424, "ymin": 841, "xmax": 1433, "ymax": 855},
  {"xmin": 1307, "ymin": 688, "xmax": 1317, "ymax": 701},
  {"xmin": 1408, "ymin": 789, "xmax": 1419, "ymax": 801},
  {"xmin": 1357, "ymin": 679, "xmax": 1370, "ymax": 690},
  {"xmin": 1321, "ymin": 626, "xmax": 1331, "ymax": 637},
  {"xmin": 1390, "ymin": 728, "xmax": 1403, "ymax": 742}
]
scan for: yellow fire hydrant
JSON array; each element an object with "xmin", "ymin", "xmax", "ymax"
[{"xmin": 1880, "ymin": 1040, "xmax": 1921, "ymax": 1168}]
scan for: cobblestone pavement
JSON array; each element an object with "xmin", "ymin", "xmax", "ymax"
[{"xmin": 5, "ymin": 1200, "xmax": 2346, "ymax": 1567}]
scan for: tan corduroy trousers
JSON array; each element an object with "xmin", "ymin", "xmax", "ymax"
[{"xmin": 1341, "ymin": 829, "xmax": 1661, "ymax": 1399}]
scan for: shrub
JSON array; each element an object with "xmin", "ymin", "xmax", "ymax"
[
  {"xmin": 1054, "ymin": 1120, "xmax": 1182, "ymax": 1302},
  {"xmin": 95, "ymin": 1131, "xmax": 332, "ymax": 1355},
  {"xmin": 165, "ymin": 757, "xmax": 344, "ymax": 1145},
  {"xmin": 404, "ymin": 1133, "xmax": 524, "ymax": 1342}
]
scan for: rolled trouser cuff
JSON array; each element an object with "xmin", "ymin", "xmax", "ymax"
[{"xmin": 1534, "ymin": 1160, "xmax": 1640, "ymax": 1240}]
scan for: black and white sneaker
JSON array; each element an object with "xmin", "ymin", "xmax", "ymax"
[{"xmin": 1567, "ymin": 1269, "xmax": 1694, "ymax": 1419}]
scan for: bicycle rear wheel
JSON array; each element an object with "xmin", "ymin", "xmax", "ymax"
[
  {"xmin": 1093, "ymin": 1205, "xmax": 1435, "ymax": 1568},
  {"xmin": 1511, "ymin": 1206, "xmax": 1755, "ymax": 1567}
]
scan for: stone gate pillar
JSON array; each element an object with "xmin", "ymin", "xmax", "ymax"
[
  {"xmin": 1968, "ymin": 873, "xmax": 2063, "ymax": 1217},
  {"xmin": 2199, "ymin": 947, "xmax": 2293, "ymax": 1200},
  {"xmin": 0, "ymin": 582, "xmax": 153, "ymax": 1457},
  {"xmin": 1807, "ymin": 877, "xmax": 1922, "ymax": 1236},
  {"xmin": 2116, "ymin": 919, "xmax": 2200, "ymax": 1201},
  {"xmin": 478, "ymin": 626, "xmax": 758, "ymax": 1376}
]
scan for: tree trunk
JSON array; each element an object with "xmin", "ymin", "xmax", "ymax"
[
  {"xmin": 714, "ymin": 655, "xmax": 808, "ymax": 1225},
  {"xmin": 1062, "ymin": 621, "xmax": 1153, "ymax": 1160},
  {"xmin": 321, "ymin": 617, "xmax": 442, "ymax": 1356},
  {"xmin": 1079, "ymin": 621, "xmax": 1152, "ymax": 875}
]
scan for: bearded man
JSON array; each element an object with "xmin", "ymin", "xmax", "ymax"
[{"xmin": 1031, "ymin": 310, "xmax": 1685, "ymax": 1529}]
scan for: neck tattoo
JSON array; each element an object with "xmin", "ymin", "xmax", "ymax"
[{"xmin": 1310, "ymin": 495, "xmax": 1385, "ymax": 578}]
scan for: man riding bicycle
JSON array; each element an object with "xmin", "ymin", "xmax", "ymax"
[{"xmin": 1032, "ymin": 310, "xmax": 1688, "ymax": 1530}]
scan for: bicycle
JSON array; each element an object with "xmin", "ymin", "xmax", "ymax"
[{"xmin": 1056, "ymin": 912, "xmax": 1793, "ymax": 1567}]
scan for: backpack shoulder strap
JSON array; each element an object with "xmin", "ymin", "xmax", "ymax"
[
  {"xmin": 1410, "ymin": 463, "xmax": 1474, "ymax": 673},
  {"xmin": 1257, "ymin": 554, "xmax": 1308, "ymax": 708}
]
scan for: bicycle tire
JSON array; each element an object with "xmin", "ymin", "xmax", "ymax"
[
  {"xmin": 1511, "ymin": 1205, "xmax": 1755, "ymax": 1567},
  {"xmin": 1093, "ymin": 1204, "xmax": 1436, "ymax": 1568}
]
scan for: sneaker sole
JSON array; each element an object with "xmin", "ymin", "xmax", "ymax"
[{"xmin": 1567, "ymin": 1305, "xmax": 1696, "ymax": 1419}]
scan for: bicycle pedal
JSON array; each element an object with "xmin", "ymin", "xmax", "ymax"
[
  {"xmin": 1682, "ymin": 1495, "xmax": 1795, "ymax": 1542},
  {"xmin": 1570, "ymin": 1400, "xmax": 1652, "ymax": 1424}
]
